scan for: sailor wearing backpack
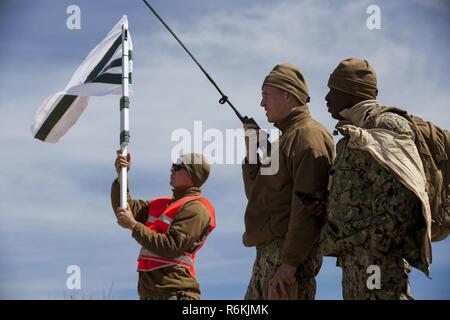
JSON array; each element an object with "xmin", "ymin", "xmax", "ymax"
[{"xmin": 318, "ymin": 58, "xmax": 448, "ymax": 300}]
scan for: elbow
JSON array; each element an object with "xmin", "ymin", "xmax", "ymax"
[
  {"xmin": 162, "ymin": 236, "xmax": 189, "ymax": 259},
  {"xmin": 163, "ymin": 246, "xmax": 185, "ymax": 259}
]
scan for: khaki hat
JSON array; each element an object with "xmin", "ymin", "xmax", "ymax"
[
  {"xmin": 263, "ymin": 63, "xmax": 310, "ymax": 105},
  {"xmin": 176, "ymin": 153, "xmax": 211, "ymax": 187},
  {"xmin": 328, "ymin": 58, "xmax": 378, "ymax": 100}
]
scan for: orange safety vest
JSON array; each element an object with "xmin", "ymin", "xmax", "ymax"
[{"xmin": 137, "ymin": 195, "xmax": 216, "ymax": 278}]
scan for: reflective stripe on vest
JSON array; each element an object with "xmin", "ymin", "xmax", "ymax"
[{"xmin": 137, "ymin": 195, "xmax": 215, "ymax": 278}]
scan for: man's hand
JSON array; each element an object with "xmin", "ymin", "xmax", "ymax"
[
  {"xmin": 307, "ymin": 200, "xmax": 327, "ymax": 219},
  {"xmin": 244, "ymin": 123, "xmax": 258, "ymax": 163},
  {"xmin": 269, "ymin": 263, "xmax": 297, "ymax": 298},
  {"xmin": 115, "ymin": 150, "xmax": 131, "ymax": 175},
  {"xmin": 244, "ymin": 124, "xmax": 268, "ymax": 163},
  {"xmin": 305, "ymin": 191, "xmax": 328, "ymax": 219},
  {"xmin": 116, "ymin": 207, "xmax": 137, "ymax": 230}
]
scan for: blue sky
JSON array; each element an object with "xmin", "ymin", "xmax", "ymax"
[{"xmin": 0, "ymin": 0, "xmax": 449, "ymax": 299}]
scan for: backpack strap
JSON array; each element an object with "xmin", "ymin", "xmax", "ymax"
[{"xmin": 364, "ymin": 106, "xmax": 412, "ymax": 128}]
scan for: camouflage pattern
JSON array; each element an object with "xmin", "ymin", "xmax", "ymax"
[
  {"xmin": 369, "ymin": 111, "xmax": 416, "ymax": 139},
  {"xmin": 319, "ymin": 122, "xmax": 428, "ymax": 299},
  {"xmin": 140, "ymin": 291, "xmax": 197, "ymax": 300},
  {"xmin": 245, "ymin": 238, "xmax": 322, "ymax": 300},
  {"xmin": 338, "ymin": 252, "xmax": 413, "ymax": 300}
]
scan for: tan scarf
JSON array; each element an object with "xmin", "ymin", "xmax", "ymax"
[
  {"xmin": 335, "ymin": 99, "xmax": 381, "ymax": 130},
  {"xmin": 335, "ymin": 101, "xmax": 432, "ymax": 270}
]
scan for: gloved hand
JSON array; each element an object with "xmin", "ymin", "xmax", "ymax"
[{"xmin": 245, "ymin": 127, "xmax": 269, "ymax": 164}]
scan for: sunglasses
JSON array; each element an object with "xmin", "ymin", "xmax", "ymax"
[{"xmin": 172, "ymin": 163, "xmax": 185, "ymax": 172}]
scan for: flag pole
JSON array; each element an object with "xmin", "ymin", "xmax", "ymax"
[{"xmin": 120, "ymin": 16, "xmax": 130, "ymax": 208}]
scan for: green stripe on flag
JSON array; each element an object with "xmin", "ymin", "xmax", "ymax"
[
  {"xmin": 34, "ymin": 95, "xmax": 78, "ymax": 141},
  {"xmin": 90, "ymin": 73, "xmax": 132, "ymax": 85},
  {"xmin": 103, "ymin": 58, "xmax": 122, "ymax": 72},
  {"xmin": 102, "ymin": 50, "xmax": 132, "ymax": 73},
  {"xmin": 85, "ymin": 35, "xmax": 122, "ymax": 83}
]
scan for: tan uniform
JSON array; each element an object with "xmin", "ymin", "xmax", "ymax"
[
  {"xmin": 242, "ymin": 106, "xmax": 335, "ymax": 299},
  {"xmin": 111, "ymin": 179, "xmax": 212, "ymax": 300}
]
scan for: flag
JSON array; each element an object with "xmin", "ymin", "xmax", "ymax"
[{"xmin": 31, "ymin": 15, "xmax": 133, "ymax": 143}]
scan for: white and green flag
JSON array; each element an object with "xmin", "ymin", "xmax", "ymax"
[{"xmin": 31, "ymin": 15, "xmax": 133, "ymax": 143}]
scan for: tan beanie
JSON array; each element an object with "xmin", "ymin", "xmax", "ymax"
[
  {"xmin": 176, "ymin": 153, "xmax": 211, "ymax": 187},
  {"xmin": 328, "ymin": 58, "xmax": 378, "ymax": 100},
  {"xmin": 263, "ymin": 63, "xmax": 310, "ymax": 105}
]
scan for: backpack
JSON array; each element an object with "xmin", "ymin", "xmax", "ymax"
[{"xmin": 368, "ymin": 107, "xmax": 450, "ymax": 242}]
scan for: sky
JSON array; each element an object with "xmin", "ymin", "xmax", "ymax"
[{"xmin": 0, "ymin": 0, "xmax": 449, "ymax": 300}]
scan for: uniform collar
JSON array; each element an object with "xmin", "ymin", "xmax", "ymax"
[
  {"xmin": 172, "ymin": 186, "xmax": 201, "ymax": 200},
  {"xmin": 338, "ymin": 100, "xmax": 380, "ymax": 127},
  {"xmin": 274, "ymin": 105, "xmax": 310, "ymax": 133}
]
